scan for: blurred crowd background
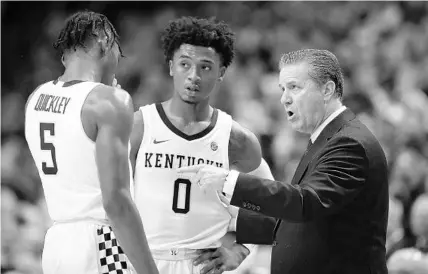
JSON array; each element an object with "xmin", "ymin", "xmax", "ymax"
[{"xmin": 2, "ymin": 1, "xmax": 428, "ymax": 274}]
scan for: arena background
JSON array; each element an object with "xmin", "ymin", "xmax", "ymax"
[{"xmin": 2, "ymin": 1, "xmax": 428, "ymax": 273}]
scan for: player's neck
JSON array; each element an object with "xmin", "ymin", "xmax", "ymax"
[
  {"xmin": 165, "ymin": 98, "xmax": 212, "ymax": 124},
  {"xmin": 60, "ymin": 60, "xmax": 102, "ymax": 83}
]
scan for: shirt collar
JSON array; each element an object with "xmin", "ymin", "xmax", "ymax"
[{"xmin": 310, "ymin": 106, "xmax": 347, "ymax": 143}]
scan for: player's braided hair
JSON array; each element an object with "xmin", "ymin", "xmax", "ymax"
[
  {"xmin": 161, "ymin": 16, "xmax": 235, "ymax": 67},
  {"xmin": 53, "ymin": 10, "xmax": 123, "ymax": 57}
]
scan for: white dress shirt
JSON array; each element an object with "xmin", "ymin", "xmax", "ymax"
[{"xmin": 310, "ymin": 105, "xmax": 346, "ymax": 143}]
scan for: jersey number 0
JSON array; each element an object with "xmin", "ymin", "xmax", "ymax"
[
  {"xmin": 172, "ymin": 179, "xmax": 191, "ymax": 214},
  {"xmin": 40, "ymin": 122, "xmax": 58, "ymax": 175}
]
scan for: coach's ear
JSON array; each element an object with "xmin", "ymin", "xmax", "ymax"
[{"xmin": 323, "ymin": 80, "xmax": 336, "ymax": 101}]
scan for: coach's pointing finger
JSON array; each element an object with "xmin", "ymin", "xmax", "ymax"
[{"xmin": 176, "ymin": 165, "xmax": 204, "ymax": 184}]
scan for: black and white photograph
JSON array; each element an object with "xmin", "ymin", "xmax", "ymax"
[{"xmin": 2, "ymin": 1, "xmax": 428, "ymax": 274}]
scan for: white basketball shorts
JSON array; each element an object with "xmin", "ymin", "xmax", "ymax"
[{"xmin": 42, "ymin": 220, "xmax": 131, "ymax": 274}]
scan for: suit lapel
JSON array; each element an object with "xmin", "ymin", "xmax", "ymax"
[
  {"xmin": 274, "ymin": 109, "xmax": 355, "ymax": 236},
  {"xmin": 290, "ymin": 109, "xmax": 356, "ymax": 185}
]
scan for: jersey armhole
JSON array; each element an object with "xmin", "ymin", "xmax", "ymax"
[
  {"xmin": 80, "ymin": 84, "xmax": 102, "ymax": 143},
  {"xmin": 139, "ymin": 105, "xmax": 151, "ymax": 147},
  {"xmin": 225, "ymin": 115, "xmax": 233, "ymax": 170},
  {"xmin": 133, "ymin": 105, "xmax": 151, "ymax": 175},
  {"xmin": 132, "ymin": 107, "xmax": 147, "ymax": 166},
  {"xmin": 219, "ymin": 111, "xmax": 233, "ymax": 170}
]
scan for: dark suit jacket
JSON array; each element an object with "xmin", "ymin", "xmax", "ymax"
[{"xmin": 232, "ymin": 109, "xmax": 389, "ymax": 274}]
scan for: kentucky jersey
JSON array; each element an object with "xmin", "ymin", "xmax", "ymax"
[
  {"xmin": 134, "ymin": 103, "xmax": 232, "ymax": 250},
  {"xmin": 25, "ymin": 80, "xmax": 126, "ymax": 222}
]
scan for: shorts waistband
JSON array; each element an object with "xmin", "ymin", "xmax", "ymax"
[{"xmin": 151, "ymin": 248, "xmax": 204, "ymax": 261}]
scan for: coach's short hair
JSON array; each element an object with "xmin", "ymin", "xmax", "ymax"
[
  {"xmin": 279, "ymin": 49, "xmax": 344, "ymax": 98},
  {"xmin": 53, "ymin": 10, "xmax": 122, "ymax": 56},
  {"xmin": 161, "ymin": 16, "xmax": 235, "ymax": 68}
]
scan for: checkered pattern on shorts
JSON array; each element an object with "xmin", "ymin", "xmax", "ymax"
[{"xmin": 97, "ymin": 226, "xmax": 129, "ymax": 274}]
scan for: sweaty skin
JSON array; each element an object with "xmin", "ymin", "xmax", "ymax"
[{"xmin": 83, "ymin": 85, "xmax": 159, "ymax": 274}]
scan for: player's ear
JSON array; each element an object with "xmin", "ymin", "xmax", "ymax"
[
  {"xmin": 61, "ymin": 55, "xmax": 65, "ymax": 66},
  {"xmin": 169, "ymin": 60, "xmax": 174, "ymax": 76},
  {"xmin": 95, "ymin": 34, "xmax": 110, "ymax": 58},
  {"xmin": 218, "ymin": 66, "xmax": 226, "ymax": 82}
]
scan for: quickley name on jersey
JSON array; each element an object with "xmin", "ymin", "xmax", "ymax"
[
  {"xmin": 144, "ymin": 152, "xmax": 223, "ymax": 169},
  {"xmin": 34, "ymin": 93, "xmax": 71, "ymax": 114}
]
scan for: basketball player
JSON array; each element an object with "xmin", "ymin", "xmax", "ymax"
[
  {"xmin": 130, "ymin": 16, "xmax": 272, "ymax": 274},
  {"xmin": 25, "ymin": 11, "xmax": 158, "ymax": 274}
]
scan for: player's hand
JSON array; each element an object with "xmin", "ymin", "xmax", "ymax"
[
  {"xmin": 194, "ymin": 244, "xmax": 250, "ymax": 274},
  {"xmin": 177, "ymin": 164, "xmax": 229, "ymax": 193}
]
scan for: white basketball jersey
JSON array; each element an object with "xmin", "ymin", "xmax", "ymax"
[
  {"xmin": 134, "ymin": 103, "xmax": 232, "ymax": 250},
  {"xmin": 25, "ymin": 80, "xmax": 117, "ymax": 222}
]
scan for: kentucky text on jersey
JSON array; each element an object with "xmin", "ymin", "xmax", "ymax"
[
  {"xmin": 34, "ymin": 93, "xmax": 71, "ymax": 114},
  {"xmin": 145, "ymin": 152, "xmax": 223, "ymax": 169}
]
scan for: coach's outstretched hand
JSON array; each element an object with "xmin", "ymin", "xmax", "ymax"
[
  {"xmin": 194, "ymin": 243, "xmax": 249, "ymax": 274},
  {"xmin": 177, "ymin": 164, "xmax": 229, "ymax": 192}
]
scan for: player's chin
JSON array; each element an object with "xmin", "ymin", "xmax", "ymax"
[{"xmin": 181, "ymin": 95, "xmax": 200, "ymax": 105}]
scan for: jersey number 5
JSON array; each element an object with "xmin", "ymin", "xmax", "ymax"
[
  {"xmin": 40, "ymin": 123, "xmax": 58, "ymax": 175},
  {"xmin": 172, "ymin": 179, "xmax": 191, "ymax": 214}
]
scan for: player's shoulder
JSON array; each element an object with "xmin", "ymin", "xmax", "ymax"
[
  {"xmin": 230, "ymin": 119, "xmax": 259, "ymax": 147},
  {"xmin": 88, "ymin": 84, "xmax": 132, "ymax": 107},
  {"xmin": 229, "ymin": 119, "xmax": 262, "ymax": 172},
  {"xmin": 84, "ymin": 84, "xmax": 133, "ymax": 122}
]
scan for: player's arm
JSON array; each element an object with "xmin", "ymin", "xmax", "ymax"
[
  {"xmin": 226, "ymin": 158, "xmax": 276, "ymax": 242},
  {"xmin": 130, "ymin": 110, "xmax": 144, "ymax": 174},
  {"xmin": 226, "ymin": 120, "xmax": 263, "ymax": 237},
  {"xmin": 226, "ymin": 120, "xmax": 264, "ymax": 243},
  {"xmin": 207, "ymin": 124, "xmax": 262, "ymax": 270},
  {"xmin": 248, "ymin": 158, "xmax": 273, "ymax": 178},
  {"xmin": 93, "ymin": 87, "xmax": 158, "ymax": 274},
  {"xmin": 235, "ymin": 158, "xmax": 277, "ymax": 245},
  {"xmin": 200, "ymin": 159, "xmax": 274, "ymax": 274},
  {"xmin": 228, "ymin": 120, "xmax": 262, "ymax": 173},
  {"xmin": 225, "ymin": 158, "xmax": 275, "ymax": 232}
]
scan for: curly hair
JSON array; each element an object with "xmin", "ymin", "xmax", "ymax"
[
  {"xmin": 53, "ymin": 10, "xmax": 122, "ymax": 56},
  {"xmin": 161, "ymin": 16, "xmax": 235, "ymax": 67}
]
